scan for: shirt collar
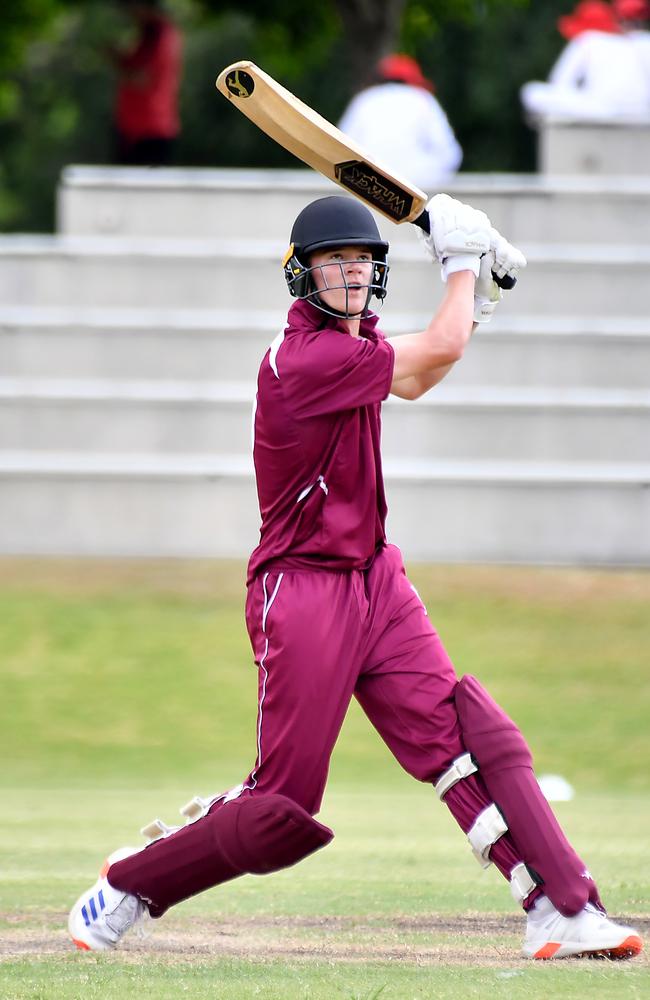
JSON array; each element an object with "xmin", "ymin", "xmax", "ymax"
[{"xmin": 288, "ymin": 299, "xmax": 381, "ymax": 341}]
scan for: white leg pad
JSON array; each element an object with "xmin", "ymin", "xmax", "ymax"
[
  {"xmin": 510, "ymin": 862, "xmax": 539, "ymax": 904},
  {"xmin": 434, "ymin": 752, "xmax": 478, "ymax": 799},
  {"xmin": 468, "ymin": 803, "xmax": 508, "ymax": 868}
]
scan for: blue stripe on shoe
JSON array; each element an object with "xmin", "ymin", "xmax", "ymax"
[
  {"xmin": 81, "ymin": 904, "xmax": 90, "ymax": 927},
  {"xmin": 98, "ymin": 889, "xmax": 105, "ymax": 911},
  {"xmin": 89, "ymin": 897, "xmax": 98, "ymax": 920}
]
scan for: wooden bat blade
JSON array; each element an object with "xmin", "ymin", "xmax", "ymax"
[
  {"xmin": 216, "ymin": 61, "xmax": 428, "ymax": 226},
  {"xmin": 216, "ymin": 61, "xmax": 516, "ymax": 290}
]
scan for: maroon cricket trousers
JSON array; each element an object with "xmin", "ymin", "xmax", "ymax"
[
  {"xmin": 108, "ymin": 543, "xmax": 597, "ymax": 917},
  {"xmin": 243, "ymin": 543, "xmax": 464, "ymax": 811}
]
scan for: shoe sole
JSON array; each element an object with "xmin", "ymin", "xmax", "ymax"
[
  {"xmin": 71, "ymin": 935, "xmax": 91, "ymax": 951},
  {"xmin": 532, "ymin": 934, "xmax": 643, "ymax": 960}
]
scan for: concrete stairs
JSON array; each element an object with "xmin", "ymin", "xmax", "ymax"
[
  {"xmin": 2, "ymin": 233, "xmax": 650, "ymax": 316},
  {"xmin": 1, "ymin": 166, "xmax": 649, "ymax": 563},
  {"xmin": 58, "ymin": 166, "xmax": 650, "ymax": 243},
  {"xmin": 535, "ymin": 117, "xmax": 650, "ymax": 175}
]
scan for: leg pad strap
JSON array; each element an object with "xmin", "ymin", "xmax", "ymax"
[
  {"xmin": 141, "ymin": 784, "xmax": 246, "ymax": 842},
  {"xmin": 434, "ymin": 752, "xmax": 478, "ymax": 800},
  {"xmin": 510, "ymin": 861, "xmax": 541, "ymax": 904},
  {"xmin": 468, "ymin": 803, "xmax": 508, "ymax": 868},
  {"xmin": 141, "ymin": 818, "xmax": 181, "ymax": 841}
]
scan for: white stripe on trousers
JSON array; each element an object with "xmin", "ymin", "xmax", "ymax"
[{"xmin": 246, "ymin": 570, "xmax": 284, "ymax": 791}]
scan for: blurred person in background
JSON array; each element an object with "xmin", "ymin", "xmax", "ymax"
[
  {"xmin": 338, "ymin": 54, "xmax": 462, "ymax": 191},
  {"xmin": 106, "ymin": 0, "xmax": 183, "ymax": 165},
  {"xmin": 520, "ymin": 0, "xmax": 650, "ymax": 120},
  {"xmin": 614, "ymin": 0, "xmax": 650, "ymax": 98}
]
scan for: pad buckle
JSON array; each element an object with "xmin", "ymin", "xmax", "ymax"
[
  {"xmin": 434, "ymin": 752, "xmax": 478, "ymax": 800},
  {"xmin": 140, "ymin": 818, "xmax": 181, "ymax": 843},
  {"xmin": 468, "ymin": 803, "xmax": 508, "ymax": 868},
  {"xmin": 510, "ymin": 862, "xmax": 540, "ymax": 904},
  {"xmin": 140, "ymin": 784, "xmax": 246, "ymax": 843},
  {"xmin": 179, "ymin": 795, "xmax": 214, "ymax": 823}
]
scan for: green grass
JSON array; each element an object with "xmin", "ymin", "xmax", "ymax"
[
  {"xmin": 1, "ymin": 558, "xmax": 648, "ymax": 791},
  {"xmin": 1, "ymin": 787, "xmax": 649, "ymax": 998},
  {"xmin": 5, "ymin": 961, "xmax": 648, "ymax": 1000},
  {"xmin": 0, "ymin": 558, "xmax": 648, "ymax": 998}
]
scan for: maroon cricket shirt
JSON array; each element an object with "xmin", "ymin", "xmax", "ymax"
[{"xmin": 246, "ymin": 299, "xmax": 395, "ymax": 583}]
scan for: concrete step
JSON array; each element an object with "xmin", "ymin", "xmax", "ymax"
[
  {"xmin": 537, "ymin": 119, "xmax": 650, "ymax": 175},
  {"xmin": 1, "ymin": 379, "xmax": 648, "ymax": 464},
  {"xmin": 384, "ymin": 388, "xmax": 650, "ymax": 464},
  {"xmin": 2, "ymin": 307, "xmax": 649, "ymax": 389},
  {"xmin": 442, "ymin": 315, "xmax": 650, "ymax": 390},
  {"xmin": 2, "ymin": 235, "xmax": 650, "ymax": 316},
  {"xmin": 0, "ymin": 306, "xmax": 284, "ymax": 384},
  {"xmin": 384, "ymin": 458, "xmax": 650, "ymax": 565},
  {"xmin": 58, "ymin": 166, "xmax": 650, "ymax": 245},
  {"xmin": 1, "ymin": 451, "xmax": 647, "ymax": 564},
  {"xmin": 0, "ymin": 379, "xmax": 255, "ymax": 456},
  {"xmin": 0, "ymin": 452, "xmax": 259, "ymax": 559}
]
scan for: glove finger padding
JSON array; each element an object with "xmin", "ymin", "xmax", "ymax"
[
  {"xmin": 490, "ymin": 228, "xmax": 527, "ymax": 282},
  {"xmin": 419, "ymin": 194, "xmax": 492, "ymax": 265}
]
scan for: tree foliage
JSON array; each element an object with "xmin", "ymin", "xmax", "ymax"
[{"xmin": 0, "ymin": 0, "xmax": 574, "ymax": 231}]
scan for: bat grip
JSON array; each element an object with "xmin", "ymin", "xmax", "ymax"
[{"xmin": 412, "ymin": 210, "xmax": 516, "ymax": 291}]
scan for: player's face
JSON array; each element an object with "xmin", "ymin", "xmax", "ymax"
[{"xmin": 309, "ymin": 245, "xmax": 374, "ymax": 316}]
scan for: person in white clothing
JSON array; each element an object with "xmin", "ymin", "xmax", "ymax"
[
  {"xmin": 338, "ymin": 54, "xmax": 462, "ymax": 191},
  {"xmin": 521, "ymin": 0, "xmax": 650, "ymax": 121},
  {"xmin": 614, "ymin": 0, "xmax": 650, "ymax": 110}
]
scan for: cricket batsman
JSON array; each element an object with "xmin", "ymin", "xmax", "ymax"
[{"xmin": 69, "ymin": 193, "xmax": 643, "ymax": 961}]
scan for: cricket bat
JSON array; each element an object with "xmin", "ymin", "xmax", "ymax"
[{"xmin": 215, "ymin": 60, "xmax": 515, "ymax": 289}]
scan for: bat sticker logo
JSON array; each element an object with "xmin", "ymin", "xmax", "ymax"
[
  {"xmin": 334, "ymin": 161, "xmax": 413, "ymax": 222},
  {"xmin": 225, "ymin": 69, "xmax": 255, "ymax": 99}
]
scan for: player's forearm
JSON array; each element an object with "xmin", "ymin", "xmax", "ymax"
[
  {"xmin": 389, "ymin": 367, "xmax": 450, "ymax": 400},
  {"xmin": 388, "ymin": 270, "xmax": 475, "ymax": 383},
  {"xmin": 392, "ymin": 323, "xmax": 480, "ymax": 399}
]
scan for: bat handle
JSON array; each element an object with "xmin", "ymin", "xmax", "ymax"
[{"xmin": 412, "ymin": 210, "xmax": 516, "ymax": 291}]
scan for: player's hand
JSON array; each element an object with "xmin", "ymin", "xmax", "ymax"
[
  {"xmin": 473, "ymin": 232, "xmax": 526, "ymax": 323},
  {"xmin": 419, "ymin": 194, "xmax": 492, "ymax": 279},
  {"xmin": 489, "ymin": 228, "xmax": 527, "ymax": 284},
  {"xmin": 473, "ymin": 251, "xmax": 502, "ymax": 324}
]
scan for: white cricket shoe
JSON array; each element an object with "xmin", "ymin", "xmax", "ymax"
[
  {"xmin": 523, "ymin": 895, "xmax": 643, "ymax": 960},
  {"xmin": 68, "ymin": 847, "xmax": 147, "ymax": 951}
]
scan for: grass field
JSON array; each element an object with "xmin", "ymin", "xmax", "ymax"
[{"xmin": 0, "ymin": 558, "xmax": 648, "ymax": 998}]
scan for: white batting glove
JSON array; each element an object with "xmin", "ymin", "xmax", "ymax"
[
  {"xmin": 490, "ymin": 228, "xmax": 527, "ymax": 284},
  {"xmin": 418, "ymin": 194, "xmax": 491, "ymax": 280},
  {"xmin": 473, "ymin": 251, "xmax": 501, "ymax": 323},
  {"xmin": 473, "ymin": 230, "xmax": 527, "ymax": 324}
]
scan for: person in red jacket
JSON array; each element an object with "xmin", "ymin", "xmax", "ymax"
[{"xmin": 107, "ymin": 0, "xmax": 182, "ymax": 165}]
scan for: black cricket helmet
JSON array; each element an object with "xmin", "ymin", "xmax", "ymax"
[{"xmin": 282, "ymin": 196, "xmax": 390, "ymax": 318}]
